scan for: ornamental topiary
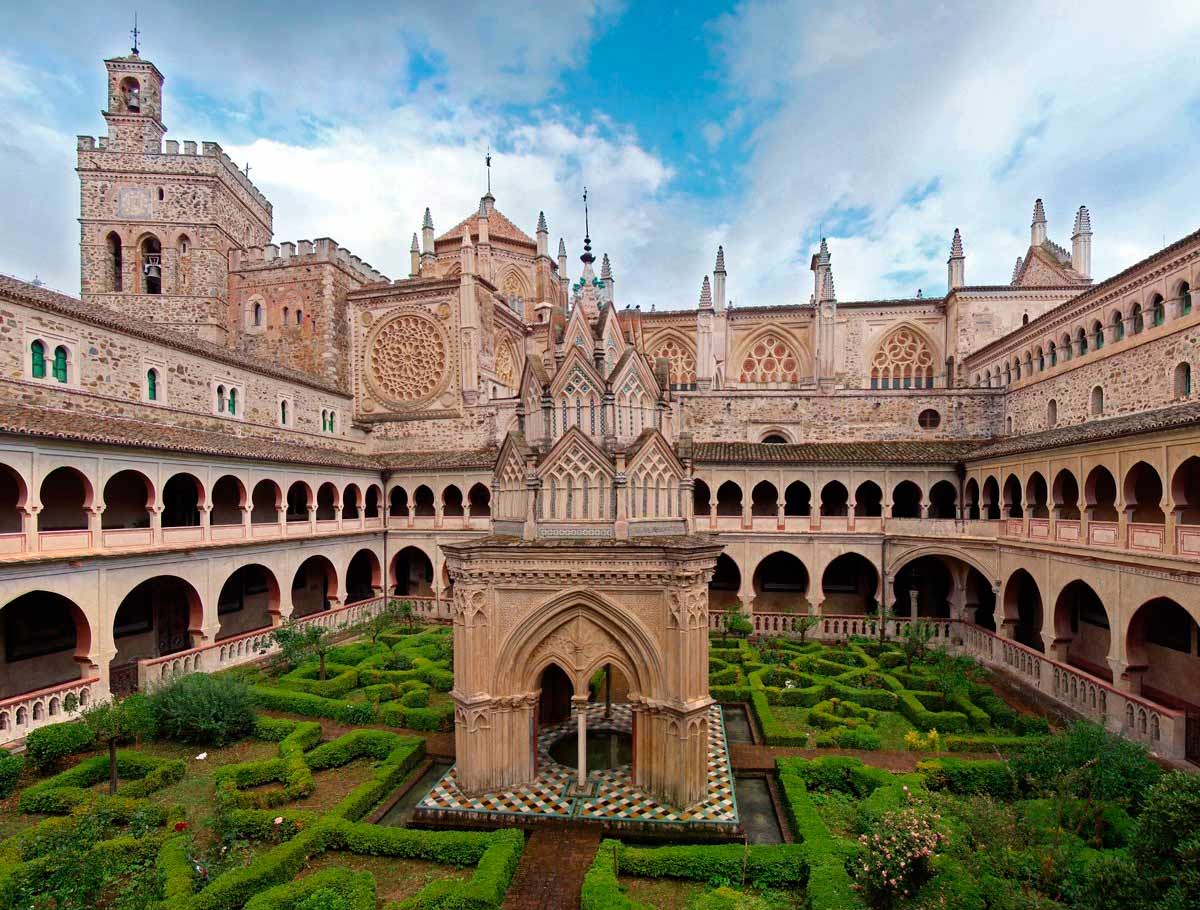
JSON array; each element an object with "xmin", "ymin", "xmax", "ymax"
[{"xmin": 25, "ymin": 720, "xmax": 95, "ymax": 773}]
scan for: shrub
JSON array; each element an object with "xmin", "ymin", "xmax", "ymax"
[
  {"xmin": 1010, "ymin": 722, "xmax": 1161, "ymax": 808},
  {"xmin": 1129, "ymin": 771, "xmax": 1200, "ymax": 908},
  {"xmin": 151, "ymin": 672, "xmax": 257, "ymax": 746},
  {"xmin": 815, "ymin": 727, "xmax": 881, "ymax": 750},
  {"xmin": 25, "ymin": 721, "xmax": 95, "ymax": 772},
  {"xmin": 0, "ymin": 750, "xmax": 23, "ymax": 798},
  {"xmin": 916, "ymin": 758, "xmax": 1015, "ymax": 798},
  {"xmin": 851, "ymin": 805, "xmax": 945, "ymax": 908}
]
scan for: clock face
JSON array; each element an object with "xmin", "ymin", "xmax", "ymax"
[{"xmin": 117, "ymin": 186, "xmax": 152, "ymax": 219}]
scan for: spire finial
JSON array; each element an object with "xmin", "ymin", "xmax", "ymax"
[
  {"xmin": 131, "ymin": 12, "xmax": 141, "ymax": 55},
  {"xmin": 537, "ymin": 211, "xmax": 548, "ymax": 234},
  {"xmin": 410, "ymin": 233, "xmax": 419, "ymax": 252},
  {"xmin": 580, "ymin": 187, "xmax": 594, "ymax": 264},
  {"xmin": 601, "ymin": 253, "xmax": 612, "ymax": 281},
  {"xmin": 715, "ymin": 245, "xmax": 726, "ymax": 274},
  {"xmin": 558, "ymin": 237, "xmax": 566, "ymax": 258},
  {"xmin": 950, "ymin": 227, "xmax": 963, "ymax": 258},
  {"xmin": 699, "ymin": 275, "xmax": 713, "ymax": 309},
  {"xmin": 423, "ymin": 207, "xmax": 433, "ymax": 230},
  {"xmin": 1033, "ymin": 198, "xmax": 1046, "ymax": 224},
  {"xmin": 485, "ymin": 145, "xmax": 492, "ymax": 195}
]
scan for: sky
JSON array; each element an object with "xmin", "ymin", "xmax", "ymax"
[{"xmin": 2, "ymin": 1, "xmax": 1199, "ymax": 310}]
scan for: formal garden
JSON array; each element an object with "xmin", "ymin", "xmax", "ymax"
[
  {"xmin": 0, "ymin": 607, "xmax": 1195, "ymax": 910},
  {"xmin": 710, "ymin": 627, "xmax": 1052, "ymax": 751}
]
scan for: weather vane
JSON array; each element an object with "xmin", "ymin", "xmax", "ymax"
[
  {"xmin": 131, "ymin": 12, "xmax": 141, "ymax": 55},
  {"xmin": 583, "ymin": 187, "xmax": 590, "ymax": 238},
  {"xmin": 485, "ymin": 146, "xmax": 492, "ymax": 195}
]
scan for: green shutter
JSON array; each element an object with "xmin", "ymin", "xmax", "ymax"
[
  {"xmin": 30, "ymin": 341, "xmax": 45, "ymax": 379},
  {"xmin": 228, "ymin": 388, "xmax": 237, "ymax": 415},
  {"xmin": 52, "ymin": 347, "xmax": 68, "ymax": 383},
  {"xmin": 147, "ymin": 369, "xmax": 157, "ymax": 401}
]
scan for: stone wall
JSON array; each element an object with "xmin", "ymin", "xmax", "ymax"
[{"xmin": 679, "ymin": 389, "xmax": 1001, "ymax": 442}]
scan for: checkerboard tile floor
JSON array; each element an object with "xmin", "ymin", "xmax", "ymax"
[{"xmin": 417, "ymin": 703, "xmax": 738, "ymax": 827}]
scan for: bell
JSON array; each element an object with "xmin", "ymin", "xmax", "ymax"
[{"xmin": 143, "ymin": 261, "xmax": 160, "ymax": 279}]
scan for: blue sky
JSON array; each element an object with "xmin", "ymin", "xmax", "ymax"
[{"xmin": 2, "ymin": 1, "xmax": 1200, "ymax": 309}]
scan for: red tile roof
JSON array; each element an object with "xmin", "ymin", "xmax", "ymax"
[{"xmin": 691, "ymin": 441, "xmax": 982, "ymax": 465}]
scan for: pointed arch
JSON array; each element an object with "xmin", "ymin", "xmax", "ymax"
[
  {"xmin": 869, "ymin": 322, "xmax": 937, "ymax": 389},
  {"xmin": 645, "ymin": 330, "xmax": 697, "ymax": 389},
  {"xmin": 734, "ymin": 328, "xmax": 808, "ymax": 386}
]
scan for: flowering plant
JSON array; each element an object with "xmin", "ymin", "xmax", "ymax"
[
  {"xmin": 852, "ymin": 804, "xmax": 945, "ymax": 908},
  {"xmin": 902, "ymin": 728, "xmax": 941, "ymax": 752}
]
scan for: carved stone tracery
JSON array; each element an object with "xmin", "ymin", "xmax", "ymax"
[{"xmin": 366, "ymin": 311, "xmax": 449, "ymax": 407}]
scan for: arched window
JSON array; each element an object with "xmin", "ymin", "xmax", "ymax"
[
  {"xmin": 739, "ymin": 332, "xmax": 802, "ymax": 385},
  {"xmin": 1047, "ymin": 342, "xmax": 1056, "ymax": 367},
  {"xmin": 1075, "ymin": 327, "xmax": 1087, "ymax": 356},
  {"xmin": 120, "ymin": 76, "xmax": 140, "ymax": 111},
  {"xmin": 1181, "ymin": 282, "xmax": 1193, "ymax": 316},
  {"xmin": 30, "ymin": 340, "xmax": 45, "ymax": 379},
  {"xmin": 140, "ymin": 236, "xmax": 161, "ymax": 294},
  {"xmin": 1092, "ymin": 320, "xmax": 1104, "ymax": 351},
  {"xmin": 1006, "ymin": 415, "xmax": 1013, "ymax": 434},
  {"xmin": 52, "ymin": 346, "xmax": 68, "ymax": 383},
  {"xmin": 106, "ymin": 232, "xmax": 123, "ymax": 292},
  {"xmin": 1036, "ymin": 347, "xmax": 1045, "ymax": 371},
  {"xmin": 1091, "ymin": 386, "xmax": 1104, "ymax": 416},
  {"xmin": 296, "ymin": 309, "xmax": 303, "ymax": 325},
  {"xmin": 216, "ymin": 385, "xmax": 227, "ymax": 413},
  {"xmin": 871, "ymin": 326, "xmax": 935, "ymax": 389},
  {"xmin": 1112, "ymin": 310, "xmax": 1124, "ymax": 341},
  {"xmin": 1175, "ymin": 362, "xmax": 1192, "ymax": 399},
  {"xmin": 1047, "ymin": 399, "xmax": 1057, "ymax": 428},
  {"xmin": 283, "ymin": 306, "xmax": 289, "ymax": 325},
  {"xmin": 147, "ymin": 368, "xmax": 158, "ymax": 401},
  {"xmin": 1130, "ymin": 303, "xmax": 1144, "ymax": 335},
  {"xmin": 253, "ymin": 302, "xmax": 263, "ymax": 326},
  {"xmin": 178, "ymin": 235, "xmax": 189, "ymax": 255},
  {"xmin": 280, "ymin": 400, "xmax": 289, "ymax": 425},
  {"xmin": 228, "ymin": 387, "xmax": 238, "ymax": 415},
  {"xmin": 157, "ymin": 187, "xmax": 165, "ymax": 202},
  {"xmin": 1151, "ymin": 294, "xmax": 1165, "ymax": 327}
]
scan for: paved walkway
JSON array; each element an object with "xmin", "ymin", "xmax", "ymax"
[{"xmin": 502, "ymin": 824, "xmax": 602, "ymax": 910}]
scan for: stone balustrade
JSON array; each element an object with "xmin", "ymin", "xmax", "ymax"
[
  {"xmin": 0, "ymin": 676, "xmax": 99, "ymax": 744},
  {"xmin": 996, "ymin": 513, "xmax": 1194, "ymax": 558}
]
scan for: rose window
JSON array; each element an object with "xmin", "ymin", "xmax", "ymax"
[
  {"xmin": 369, "ymin": 314, "xmax": 447, "ymax": 404},
  {"xmin": 740, "ymin": 333, "xmax": 801, "ymax": 384}
]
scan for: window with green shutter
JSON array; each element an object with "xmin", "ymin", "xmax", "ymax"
[
  {"xmin": 228, "ymin": 387, "xmax": 237, "ymax": 415},
  {"xmin": 30, "ymin": 341, "xmax": 45, "ymax": 379},
  {"xmin": 52, "ymin": 346, "xmax": 68, "ymax": 383},
  {"xmin": 147, "ymin": 369, "xmax": 158, "ymax": 401}
]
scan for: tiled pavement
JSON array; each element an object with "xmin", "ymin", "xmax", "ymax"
[{"xmin": 417, "ymin": 703, "xmax": 738, "ymax": 827}]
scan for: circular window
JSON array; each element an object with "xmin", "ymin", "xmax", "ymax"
[
  {"xmin": 366, "ymin": 311, "xmax": 449, "ymax": 408},
  {"xmin": 918, "ymin": 409, "xmax": 941, "ymax": 430}
]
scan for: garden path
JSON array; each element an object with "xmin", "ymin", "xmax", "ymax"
[{"xmin": 502, "ymin": 824, "xmax": 601, "ymax": 910}]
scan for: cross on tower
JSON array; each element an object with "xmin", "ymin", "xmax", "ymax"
[
  {"xmin": 485, "ymin": 146, "xmax": 492, "ymax": 195},
  {"xmin": 244, "ymin": 162, "xmax": 251, "ymax": 178},
  {"xmin": 130, "ymin": 12, "xmax": 141, "ymax": 55}
]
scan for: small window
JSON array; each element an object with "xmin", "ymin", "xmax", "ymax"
[
  {"xmin": 1151, "ymin": 295, "xmax": 1165, "ymax": 327},
  {"xmin": 1182, "ymin": 282, "xmax": 1193, "ymax": 316},
  {"xmin": 1093, "ymin": 321, "xmax": 1105, "ymax": 350},
  {"xmin": 761, "ymin": 433, "xmax": 788, "ymax": 444},
  {"xmin": 147, "ymin": 368, "xmax": 158, "ymax": 401},
  {"xmin": 283, "ymin": 306, "xmax": 289, "ymax": 325},
  {"xmin": 918, "ymin": 409, "xmax": 941, "ymax": 429},
  {"xmin": 1047, "ymin": 399, "xmax": 1057, "ymax": 427},
  {"xmin": 179, "ymin": 236, "xmax": 189, "ymax": 255},
  {"xmin": 228, "ymin": 387, "xmax": 238, "ymax": 415},
  {"xmin": 1022, "ymin": 313, "xmax": 1029, "ymax": 326},
  {"xmin": 253, "ymin": 303, "xmax": 263, "ymax": 327},
  {"xmin": 321, "ymin": 409, "xmax": 328, "ymax": 432},
  {"xmin": 280, "ymin": 400, "xmax": 289, "ymax": 425},
  {"xmin": 1091, "ymin": 386, "xmax": 1104, "ymax": 416},
  {"xmin": 296, "ymin": 309, "xmax": 303, "ymax": 325},
  {"xmin": 1175, "ymin": 363, "xmax": 1192, "ymax": 399},
  {"xmin": 329, "ymin": 412, "xmax": 337, "ymax": 433},
  {"xmin": 1006, "ymin": 416, "xmax": 1013, "ymax": 434},
  {"xmin": 1113, "ymin": 311, "xmax": 1124, "ymax": 341},
  {"xmin": 216, "ymin": 384, "xmax": 227, "ymax": 413},
  {"xmin": 52, "ymin": 346, "xmax": 68, "ymax": 383},
  {"xmin": 1131, "ymin": 303, "xmax": 1144, "ymax": 335},
  {"xmin": 30, "ymin": 341, "xmax": 45, "ymax": 379},
  {"xmin": 157, "ymin": 187, "xmax": 164, "ymax": 202}
]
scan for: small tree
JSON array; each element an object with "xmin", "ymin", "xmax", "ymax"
[
  {"xmin": 364, "ymin": 599, "xmax": 402, "ymax": 645},
  {"xmin": 867, "ymin": 598, "xmax": 897, "ymax": 644},
  {"xmin": 396, "ymin": 598, "xmax": 416, "ymax": 632},
  {"xmin": 901, "ymin": 621, "xmax": 936, "ymax": 669},
  {"xmin": 80, "ymin": 696, "xmax": 156, "ymax": 795},
  {"xmin": 794, "ymin": 614, "xmax": 819, "ymax": 644},
  {"xmin": 272, "ymin": 621, "xmax": 339, "ymax": 680},
  {"xmin": 721, "ymin": 600, "xmax": 752, "ymax": 643}
]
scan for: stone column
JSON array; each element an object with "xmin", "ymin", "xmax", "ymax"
[
  {"xmin": 23, "ymin": 506, "xmax": 37, "ymax": 554},
  {"xmin": 573, "ymin": 694, "xmax": 589, "ymax": 790},
  {"xmin": 149, "ymin": 504, "xmax": 164, "ymax": 546},
  {"xmin": 199, "ymin": 503, "xmax": 212, "ymax": 542},
  {"xmin": 240, "ymin": 504, "xmax": 252, "ymax": 539},
  {"xmin": 306, "ymin": 503, "xmax": 317, "ymax": 535},
  {"xmin": 87, "ymin": 506, "xmax": 104, "ymax": 546}
]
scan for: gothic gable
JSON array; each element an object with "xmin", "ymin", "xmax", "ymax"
[{"xmin": 561, "ymin": 301, "xmax": 596, "ymax": 358}]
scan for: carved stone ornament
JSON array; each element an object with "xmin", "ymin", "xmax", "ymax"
[{"xmin": 364, "ymin": 309, "xmax": 451, "ymax": 410}]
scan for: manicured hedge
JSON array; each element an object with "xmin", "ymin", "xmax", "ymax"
[
  {"xmin": 24, "ymin": 721, "xmax": 94, "ymax": 772},
  {"xmin": 19, "ymin": 750, "xmax": 185, "ymax": 814},
  {"xmin": 615, "ymin": 841, "xmax": 806, "ymax": 889},
  {"xmin": 0, "ymin": 751, "xmax": 23, "ymax": 799},
  {"xmin": 243, "ymin": 868, "xmax": 376, "ymax": 910}
]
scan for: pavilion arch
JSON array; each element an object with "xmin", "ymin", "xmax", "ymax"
[
  {"xmin": 708, "ymin": 552, "xmax": 741, "ymax": 610},
  {"xmin": 216, "ymin": 564, "xmax": 280, "ymax": 639},
  {"xmin": 40, "ymin": 465, "xmax": 95, "ymax": 532},
  {"xmin": 1084, "ymin": 465, "xmax": 1118, "ymax": 522},
  {"xmin": 250, "ymin": 479, "xmax": 282, "ymax": 524},
  {"xmin": 1052, "ymin": 469, "xmax": 1081, "ymax": 520},
  {"xmin": 495, "ymin": 588, "xmax": 665, "ymax": 697},
  {"xmin": 1125, "ymin": 597, "xmax": 1199, "ymax": 705},
  {"xmin": 389, "ymin": 485, "xmax": 410, "ymax": 517},
  {"xmin": 1002, "ymin": 568, "xmax": 1043, "ymax": 651},
  {"xmin": 101, "ymin": 469, "xmax": 154, "ymax": 530},
  {"xmin": 692, "ymin": 479, "xmax": 711, "ymax": 516},
  {"xmin": 1002, "ymin": 473, "xmax": 1023, "ymax": 518},
  {"xmin": 285, "ymin": 480, "xmax": 313, "ymax": 522},
  {"xmin": 715, "ymin": 480, "xmax": 742, "ymax": 517},
  {"xmin": 891, "ymin": 480, "xmax": 922, "ymax": 518},
  {"xmin": 413, "ymin": 485, "xmax": 436, "ymax": 517},
  {"xmin": 927, "ymin": 480, "xmax": 957, "ymax": 519},
  {"xmin": 821, "ymin": 552, "xmax": 879, "ymax": 614},
  {"xmin": 345, "ymin": 548, "xmax": 381, "ymax": 603},
  {"xmin": 392, "ymin": 545, "xmax": 434, "ymax": 597},
  {"xmin": 963, "ymin": 478, "xmax": 980, "ymax": 520},
  {"xmin": 751, "ymin": 480, "xmax": 778, "ymax": 517},
  {"xmin": 467, "ymin": 482, "xmax": 491, "ymax": 517},
  {"xmin": 442, "ymin": 484, "xmax": 465, "ymax": 518},
  {"xmin": 211, "ymin": 474, "xmax": 246, "ymax": 526},
  {"xmin": 363, "ymin": 484, "xmax": 382, "ymax": 519},
  {"xmin": 854, "ymin": 481, "xmax": 883, "ymax": 517},
  {"xmin": 820, "ymin": 480, "xmax": 849, "ymax": 517},
  {"xmin": 108, "ymin": 576, "xmax": 203, "ymax": 694},
  {"xmin": 342, "ymin": 483, "xmax": 362, "ymax": 519},
  {"xmin": 1123, "ymin": 461, "xmax": 1165, "ymax": 523},
  {"xmin": 889, "ymin": 548, "xmax": 996, "ymax": 623},
  {"xmin": 315, "ymin": 481, "xmax": 339, "ymax": 521},
  {"xmin": 0, "ymin": 464, "xmax": 27, "ymax": 534},
  {"xmin": 1051, "ymin": 579, "xmax": 1111, "ymax": 673},
  {"xmin": 752, "ymin": 550, "xmax": 810, "ymax": 612},
  {"xmin": 0, "ymin": 590, "xmax": 93, "ymax": 699},
  {"xmin": 1171, "ymin": 456, "xmax": 1200, "ymax": 524},
  {"xmin": 292, "ymin": 554, "xmax": 339, "ymax": 618},
  {"xmin": 784, "ymin": 481, "xmax": 811, "ymax": 516},
  {"xmin": 162, "ymin": 472, "xmax": 204, "ymax": 528},
  {"xmin": 1025, "ymin": 471, "xmax": 1049, "ymax": 519}
]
